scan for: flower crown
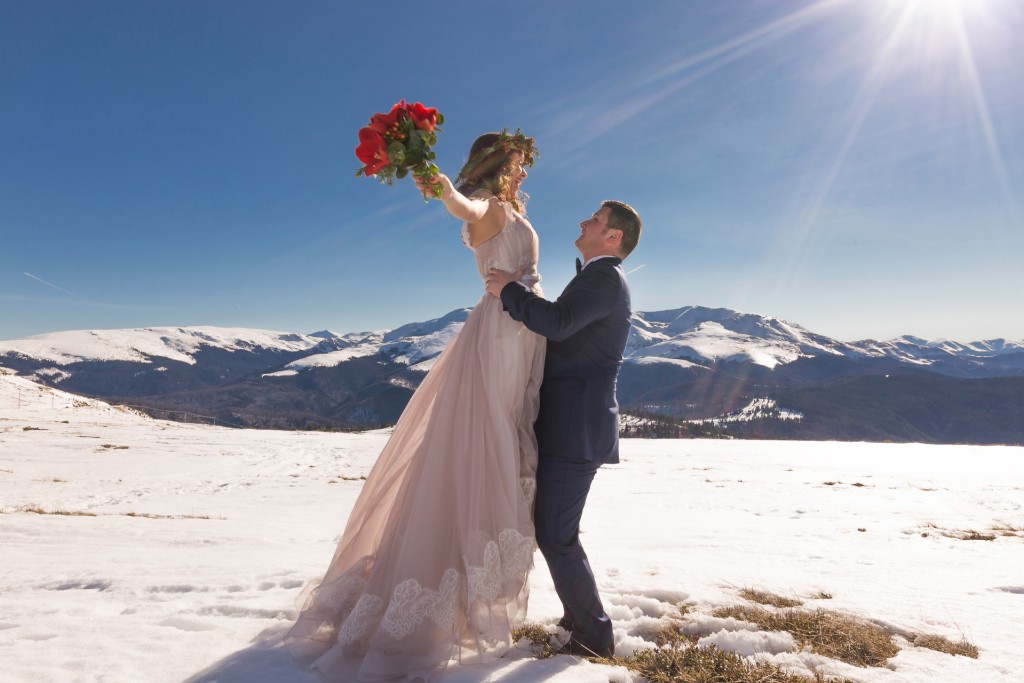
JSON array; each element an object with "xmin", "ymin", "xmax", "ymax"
[{"xmin": 455, "ymin": 129, "xmax": 538, "ymax": 184}]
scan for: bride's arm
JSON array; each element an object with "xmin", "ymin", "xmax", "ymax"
[{"xmin": 415, "ymin": 174, "xmax": 505, "ymax": 246}]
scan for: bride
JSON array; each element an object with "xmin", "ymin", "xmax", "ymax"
[{"xmin": 286, "ymin": 131, "xmax": 546, "ymax": 682}]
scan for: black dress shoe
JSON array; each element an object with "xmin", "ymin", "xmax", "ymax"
[{"xmin": 556, "ymin": 638, "xmax": 614, "ymax": 659}]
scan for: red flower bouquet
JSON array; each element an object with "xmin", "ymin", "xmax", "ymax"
[{"xmin": 355, "ymin": 100, "xmax": 444, "ymax": 199}]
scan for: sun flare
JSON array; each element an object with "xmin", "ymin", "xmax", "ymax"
[
  {"xmin": 871, "ymin": 0, "xmax": 1020, "ymax": 212},
  {"xmin": 880, "ymin": 0, "xmax": 1019, "ymax": 60}
]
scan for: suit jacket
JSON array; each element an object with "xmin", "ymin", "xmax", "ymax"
[{"xmin": 501, "ymin": 257, "xmax": 631, "ymax": 464}]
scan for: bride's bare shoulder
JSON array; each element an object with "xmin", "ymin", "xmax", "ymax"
[{"xmin": 464, "ymin": 191, "xmax": 508, "ymax": 247}]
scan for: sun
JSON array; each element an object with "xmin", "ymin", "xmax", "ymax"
[
  {"xmin": 878, "ymin": 0, "xmax": 1019, "ymax": 60},
  {"xmin": 868, "ymin": 0, "xmax": 1020, "ymax": 200}
]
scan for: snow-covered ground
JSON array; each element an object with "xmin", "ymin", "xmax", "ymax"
[{"xmin": 2, "ymin": 368, "xmax": 1022, "ymax": 683}]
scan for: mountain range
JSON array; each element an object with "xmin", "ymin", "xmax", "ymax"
[{"xmin": 2, "ymin": 306, "xmax": 1022, "ymax": 444}]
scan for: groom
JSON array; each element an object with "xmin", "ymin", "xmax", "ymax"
[{"xmin": 485, "ymin": 200, "xmax": 642, "ymax": 659}]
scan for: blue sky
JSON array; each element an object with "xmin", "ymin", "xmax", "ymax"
[{"xmin": 3, "ymin": 0, "xmax": 1022, "ymax": 342}]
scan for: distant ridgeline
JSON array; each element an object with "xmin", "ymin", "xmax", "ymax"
[{"xmin": 2, "ymin": 306, "xmax": 1022, "ymax": 445}]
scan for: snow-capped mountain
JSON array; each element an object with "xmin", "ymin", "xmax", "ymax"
[
  {"xmin": 844, "ymin": 334, "xmax": 1024, "ymax": 369},
  {"xmin": 1, "ymin": 306, "xmax": 1022, "ymax": 443},
  {"xmin": 264, "ymin": 310, "xmax": 469, "ymax": 378},
  {"xmin": 3, "ymin": 306, "xmax": 1020, "ymax": 379},
  {"xmin": 627, "ymin": 306, "xmax": 848, "ymax": 367},
  {"xmin": 626, "ymin": 306, "xmax": 1024, "ymax": 374},
  {"xmin": 0, "ymin": 326, "xmax": 338, "ymax": 366}
]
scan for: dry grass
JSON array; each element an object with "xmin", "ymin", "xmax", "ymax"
[
  {"xmin": 12, "ymin": 506, "xmax": 218, "ymax": 520},
  {"xmin": 990, "ymin": 523, "xmax": 1024, "ymax": 539},
  {"xmin": 512, "ymin": 624, "xmax": 558, "ymax": 659},
  {"xmin": 123, "ymin": 511, "xmax": 218, "ymax": 520},
  {"xmin": 713, "ymin": 604, "xmax": 981, "ymax": 667},
  {"xmin": 739, "ymin": 588, "xmax": 803, "ymax": 608},
  {"xmin": 952, "ymin": 530, "xmax": 997, "ymax": 541},
  {"xmin": 329, "ymin": 474, "xmax": 368, "ymax": 484},
  {"xmin": 515, "ymin": 611, "xmax": 858, "ymax": 682},
  {"xmin": 713, "ymin": 605, "xmax": 899, "ymax": 668},
  {"xmin": 18, "ymin": 505, "xmax": 97, "ymax": 517},
  {"xmin": 912, "ymin": 634, "xmax": 979, "ymax": 658},
  {"xmin": 516, "ymin": 596, "xmax": 980, "ymax": 680},
  {"xmin": 610, "ymin": 624, "xmax": 858, "ymax": 683},
  {"xmin": 922, "ymin": 522, "xmax": 1001, "ymax": 542}
]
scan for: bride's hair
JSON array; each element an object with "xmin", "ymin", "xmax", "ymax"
[{"xmin": 455, "ymin": 131, "xmax": 536, "ymax": 214}]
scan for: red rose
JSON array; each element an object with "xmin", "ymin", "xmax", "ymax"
[
  {"xmin": 407, "ymin": 101, "xmax": 439, "ymax": 132},
  {"xmin": 367, "ymin": 108, "xmax": 400, "ymax": 136},
  {"xmin": 353, "ymin": 99, "xmax": 443, "ymax": 196},
  {"xmin": 355, "ymin": 127, "xmax": 390, "ymax": 175}
]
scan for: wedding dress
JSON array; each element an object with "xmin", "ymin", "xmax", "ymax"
[{"xmin": 286, "ymin": 202, "xmax": 546, "ymax": 682}]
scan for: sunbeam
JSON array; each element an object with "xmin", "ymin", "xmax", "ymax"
[
  {"xmin": 946, "ymin": 1, "xmax": 1021, "ymax": 222},
  {"xmin": 761, "ymin": 3, "xmax": 918, "ymax": 306},
  {"xmin": 644, "ymin": 0, "xmax": 851, "ymax": 85},
  {"xmin": 755, "ymin": 0, "xmax": 1023, "ymax": 309},
  {"xmin": 540, "ymin": 0, "xmax": 854, "ymax": 155}
]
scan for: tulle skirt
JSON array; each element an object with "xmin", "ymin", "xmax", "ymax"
[{"xmin": 286, "ymin": 292, "xmax": 545, "ymax": 682}]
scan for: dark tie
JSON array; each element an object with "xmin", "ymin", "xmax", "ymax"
[{"xmin": 575, "ymin": 257, "xmax": 582, "ymax": 274}]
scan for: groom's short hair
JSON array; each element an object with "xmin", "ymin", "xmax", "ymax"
[{"xmin": 602, "ymin": 200, "xmax": 642, "ymax": 258}]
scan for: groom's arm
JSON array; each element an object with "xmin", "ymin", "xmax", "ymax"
[{"xmin": 500, "ymin": 266, "xmax": 620, "ymax": 342}]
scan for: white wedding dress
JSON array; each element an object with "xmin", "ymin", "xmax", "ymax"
[{"xmin": 286, "ymin": 202, "xmax": 546, "ymax": 682}]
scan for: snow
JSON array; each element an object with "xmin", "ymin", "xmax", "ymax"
[
  {"xmin": 282, "ymin": 343, "xmax": 382, "ymax": 370},
  {"xmin": 0, "ymin": 327, "xmax": 328, "ymax": 366},
  {"xmin": 278, "ymin": 323, "xmax": 462, "ymax": 371},
  {"xmin": 380, "ymin": 322, "xmax": 463, "ymax": 366},
  {"xmin": 635, "ymin": 321, "xmax": 805, "ymax": 369},
  {"xmin": 628, "ymin": 356, "xmax": 702, "ymax": 370},
  {"xmin": 700, "ymin": 398, "xmax": 804, "ymax": 424},
  {"xmin": 2, "ymin": 368, "xmax": 1023, "ymax": 682},
  {"xmin": 263, "ymin": 370, "xmax": 300, "ymax": 378}
]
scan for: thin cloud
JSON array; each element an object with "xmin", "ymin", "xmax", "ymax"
[{"xmin": 24, "ymin": 272, "xmax": 78, "ymax": 298}]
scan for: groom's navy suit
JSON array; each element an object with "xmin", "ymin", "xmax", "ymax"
[{"xmin": 501, "ymin": 256, "xmax": 631, "ymax": 657}]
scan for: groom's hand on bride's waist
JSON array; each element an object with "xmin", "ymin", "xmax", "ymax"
[{"xmin": 484, "ymin": 268, "xmax": 518, "ymax": 298}]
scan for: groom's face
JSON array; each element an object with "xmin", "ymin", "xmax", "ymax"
[{"xmin": 575, "ymin": 206, "xmax": 614, "ymax": 258}]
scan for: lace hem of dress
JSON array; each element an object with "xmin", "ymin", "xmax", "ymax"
[
  {"xmin": 466, "ymin": 529, "xmax": 536, "ymax": 605},
  {"xmin": 308, "ymin": 528, "xmax": 535, "ymax": 652}
]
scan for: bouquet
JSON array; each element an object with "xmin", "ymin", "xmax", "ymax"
[{"xmin": 355, "ymin": 100, "xmax": 444, "ymax": 199}]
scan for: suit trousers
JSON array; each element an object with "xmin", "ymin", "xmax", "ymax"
[{"xmin": 534, "ymin": 455, "xmax": 613, "ymax": 654}]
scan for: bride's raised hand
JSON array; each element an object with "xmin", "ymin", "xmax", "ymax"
[
  {"xmin": 417, "ymin": 173, "xmax": 492, "ymax": 225},
  {"xmin": 414, "ymin": 172, "xmax": 453, "ymax": 201}
]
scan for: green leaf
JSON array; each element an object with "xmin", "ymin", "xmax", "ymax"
[
  {"xmin": 386, "ymin": 141, "xmax": 406, "ymax": 165},
  {"xmin": 396, "ymin": 166, "xmax": 408, "ymax": 179}
]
